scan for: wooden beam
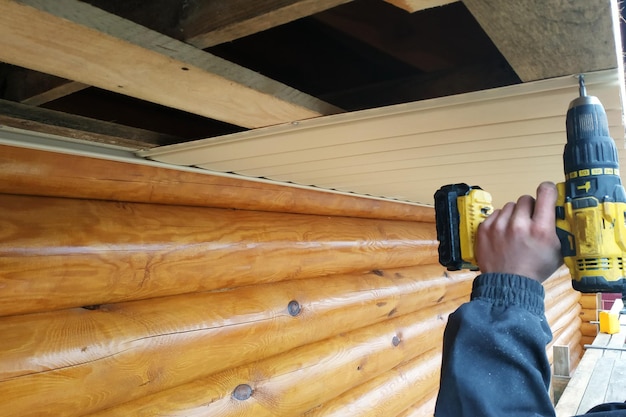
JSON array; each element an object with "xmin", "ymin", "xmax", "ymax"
[
  {"xmin": 462, "ymin": 0, "xmax": 619, "ymax": 81},
  {"xmin": 0, "ymin": 0, "xmax": 340, "ymax": 129},
  {"xmin": 182, "ymin": 0, "xmax": 354, "ymax": 49},
  {"xmin": 383, "ymin": 0, "xmax": 458, "ymax": 13},
  {"xmin": 5, "ymin": 0, "xmax": 353, "ymax": 107},
  {"xmin": 0, "ymin": 99, "xmax": 176, "ymax": 148}
]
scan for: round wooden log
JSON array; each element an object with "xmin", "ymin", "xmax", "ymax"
[
  {"xmin": 579, "ymin": 308, "xmax": 597, "ymax": 323},
  {"xmin": 301, "ymin": 348, "xmax": 442, "ymax": 417},
  {"xmin": 580, "ymin": 335, "xmax": 595, "ymax": 346},
  {"xmin": 579, "ymin": 293, "xmax": 598, "ymax": 310},
  {"xmin": 0, "ymin": 193, "xmax": 438, "ymax": 316},
  {"xmin": 88, "ymin": 300, "xmax": 459, "ymax": 417},
  {"xmin": 544, "ymin": 273, "xmax": 579, "ymax": 311},
  {"xmin": 395, "ymin": 392, "xmax": 437, "ymax": 417},
  {"xmin": 0, "ymin": 267, "xmax": 471, "ymax": 417},
  {"xmin": 542, "ymin": 266, "xmax": 571, "ymax": 292},
  {"xmin": 580, "ymin": 322, "xmax": 598, "ymax": 338},
  {"xmin": 546, "ymin": 304, "xmax": 581, "ymax": 367},
  {"xmin": 0, "ymin": 145, "xmax": 434, "ymax": 222},
  {"xmin": 546, "ymin": 302, "xmax": 581, "ymax": 347},
  {"xmin": 545, "ymin": 288, "xmax": 581, "ymax": 329}
]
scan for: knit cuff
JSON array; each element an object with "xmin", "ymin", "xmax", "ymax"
[{"xmin": 471, "ymin": 273, "xmax": 546, "ymax": 317}]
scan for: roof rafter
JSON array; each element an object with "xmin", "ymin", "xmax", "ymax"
[{"xmin": 0, "ymin": 0, "xmax": 341, "ymax": 129}]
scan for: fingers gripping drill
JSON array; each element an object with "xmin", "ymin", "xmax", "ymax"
[{"xmin": 434, "ymin": 75, "xmax": 626, "ymax": 293}]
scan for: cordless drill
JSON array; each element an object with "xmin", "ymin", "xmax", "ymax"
[{"xmin": 435, "ymin": 76, "xmax": 626, "ymax": 293}]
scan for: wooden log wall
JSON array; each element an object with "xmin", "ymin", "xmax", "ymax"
[
  {"xmin": 0, "ymin": 144, "xmax": 582, "ymax": 416},
  {"xmin": 579, "ymin": 293, "xmax": 600, "ymax": 347}
]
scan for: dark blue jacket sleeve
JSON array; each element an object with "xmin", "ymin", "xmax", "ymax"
[{"xmin": 435, "ymin": 273, "xmax": 555, "ymax": 417}]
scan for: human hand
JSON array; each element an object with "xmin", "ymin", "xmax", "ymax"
[{"xmin": 475, "ymin": 181, "xmax": 563, "ymax": 283}]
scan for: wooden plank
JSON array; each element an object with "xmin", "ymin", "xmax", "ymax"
[
  {"xmin": 554, "ymin": 348, "xmax": 602, "ymax": 416},
  {"xmin": 462, "ymin": 0, "xmax": 619, "ymax": 82},
  {"xmin": 0, "ymin": 0, "xmax": 339, "ymax": 129},
  {"xmin": 0, "ymin": 193, "xmax": 440, "ymax": 316},
  {"xmin": 555, "ymin": 314, "xmax": 626, "ymax": 415},
  {"xmin": 0, "ymin": 145, "xmax": 435, "ymax": 222},
  {"xmin": 383, "ymin": 0, "xmax": 457, "ymax": 12},
  {"xmin": 605, "ymin": 359, "xmax": 626, "ymax": 402},
  {"xmin": 577, "ymin": 357, "xmax": 616, "ymax": 414},
  {"xmin": 0, "ymin": 99, "xmax": 175, "ymax": 148},
  {"xmin": 6, "ymin": 0, "xmax": 352, "ymax": 107},
  {"xmin": 182, "ymin": 0, "xmax": 354, "ymax": 49},
  {"xmin": 554, "ymin": 346, "xmax": 571, "ymax": 377}
]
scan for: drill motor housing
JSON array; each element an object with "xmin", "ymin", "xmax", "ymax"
[{"xmin": 435, "ymin": 78, "xmax": 626, "ymax": 293}]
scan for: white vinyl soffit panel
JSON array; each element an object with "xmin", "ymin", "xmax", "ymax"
[{"xmin": 139, "ymin": 70, "xmax": 626, "ymax": 207}]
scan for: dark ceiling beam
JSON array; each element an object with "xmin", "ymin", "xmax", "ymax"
[
  {"xmin": 312, "ymin": 0, "xmax": 501, "ymax": 73},
  {"xmin": 182, "ymin": 0, "xmax": 354, "ymax": 49},
  {"xmin": 462, "ymin": 0, "xmax": 619, "ymax": 81}
]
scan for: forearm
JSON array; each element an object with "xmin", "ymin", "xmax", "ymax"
[{"xmin": 435, "ymin": 273, "xmax": 555, "ymax": 417}]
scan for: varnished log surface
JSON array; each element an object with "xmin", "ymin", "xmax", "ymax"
[
  {"xmin": 87, "ymin": 299, "xmax": 460, "ymax": 417},
  {"xmin": 0, "ymin": 266, "xmax": 472, "ymax": 417},
  {"xmin": 0, "ymin": 146, "xmax": 585, "ymax": 417},
  {"xmin": 302, "ymin": 348, "xmax": 442, "ymax": 417},
  {"xmin": 396, "ymin": 393, "xmax": 438, "ymax": 417},
  {"xmin": 0, "ymin": 193, "xmax": 438, "ymax": 316},
  {"xmin": 0, "ymin": 144, "xmax": 434, "ymax": 222}
]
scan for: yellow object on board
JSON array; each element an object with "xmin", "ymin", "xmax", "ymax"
[{"xmin": 599, "ymin": 310, "xmax": 620, "ymax": 334}]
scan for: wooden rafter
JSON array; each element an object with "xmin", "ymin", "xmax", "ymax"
[
  {"xmin": 182, "ymin": 0, "xmax": 355, "ymax": 49},
  {"xmin": 0, "ymin": 0, "xmax": 341, "ymax": 129}
]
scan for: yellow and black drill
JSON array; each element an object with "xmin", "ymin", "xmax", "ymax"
[{"xmin": 435, "ymin": 76, "xmax": 626, "ymax": 293}]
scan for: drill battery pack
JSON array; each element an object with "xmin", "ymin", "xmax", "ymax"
[{"xmin": 434, "ymin": 184, "xmax": 493, "ymax": 271}]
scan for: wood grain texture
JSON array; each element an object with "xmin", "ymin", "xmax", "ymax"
[
  {"xmin": 462, "ymin": 0, "xmax": 618, "ymax": 81},
  {"xmin": 0, "ymin": 193, "xmax": 438, "ymax": 316},
  {"xmin": 0, "ymin": 267, "xmax": 472, "ymax": 416},
  {"xmin": 87, "ymin": 299, "xmax": 461, "ymax": 416},
  {"xmin": 301, "ymin": 347, "xmax": 442, "ymax": 416},
  {"xmin": 579, "ymin": 293, "xmax": 599, "ymax": 310},
  {"xmin": 396, "ymin": 392, "xmax": 438, "ymax": 417},
  {"xmin": 581, "ymin": 322, "xmax": 600, "ymax": 338},
  {"xmin": 383, "ymin": 0, "xmax": 457, "ymax": 12},
  {"xmin": 0, "ymin": 145, "xmax": 434, "ymax": 222},
  {"xmin": 0, "ymin": 0, "xmax": 335, "ymax": 129}
]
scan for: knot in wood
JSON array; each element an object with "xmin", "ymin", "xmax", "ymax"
[
  {"xmin": 232, "ymin": 384, "xmax": 253, "ymax": 401},
  {"xmin": 287, "ymin": 300, "xmax": 301, "ymax": 316}
]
